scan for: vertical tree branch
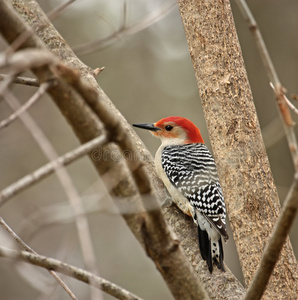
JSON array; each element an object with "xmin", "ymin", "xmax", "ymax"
[{"xmin": 177, "ymin": 0, "xmax": 298, "ymax": 298}]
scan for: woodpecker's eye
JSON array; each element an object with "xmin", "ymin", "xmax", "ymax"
[{"xmin": 165, "ymin": 125, "xmax": 173, "ymax": 131}]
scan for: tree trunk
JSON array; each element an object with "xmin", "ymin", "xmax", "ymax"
[{"xmin": 177, "ymin": 0, "xmax": 298, "ymax": 298}]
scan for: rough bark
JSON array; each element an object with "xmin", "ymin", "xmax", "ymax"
[{"xmin": 177, "ymin": 0, "xmax": 298, "ymax": 298}]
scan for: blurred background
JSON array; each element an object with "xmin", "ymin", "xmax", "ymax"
[{"xmin": 0, "ymin": 0, "xmax": 297, "ymax": 299}]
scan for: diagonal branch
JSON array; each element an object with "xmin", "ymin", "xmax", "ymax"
[
  {"xmin": 0, "ymin": 81, "xmax": 50, "ymax": 130},
  {"xmin": 46, "ymin": 0, "xmax": 76, "ymax": 21},
  {"xmin": 0, "ymin": 218, "xmax": 78, "ymax": 300},
  {"xmin": 74, "ymin": 0, "xmax": 176, "ymax": 54},
  {"xmin": 1, "ymin": 47, "xmax": 56, "ymax": 68},
  {"xmin": 0, "ymin": 246, "xmax": 143, "ymax": 300},
  {"xmin": 0, "ymin": 134, "xmax": 107, "ymax": 206},
  {"xmin": 0, "ymin": 74, "xmax": 39, "ymax": 87},
  {"xmin": 243, "ymin": 177, "xmax": 298, "ymax": 300}
]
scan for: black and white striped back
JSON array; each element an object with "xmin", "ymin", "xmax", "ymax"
[{"xmin": 161, "ymin": 143, "xmax": 228, "ymax": 240}]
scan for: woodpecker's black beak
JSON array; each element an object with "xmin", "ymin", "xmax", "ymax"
[{"xmin": 133, "ymin": 123, "xmax": 161, "ymax": 132}]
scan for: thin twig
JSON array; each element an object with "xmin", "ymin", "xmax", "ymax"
[
  {"xmin": 3, "ymin": 89, "xmax": 103, "ymax": 300},
  {"xmin": 235, "ymin": 0, "xmax": 298, "ymax": 172},
  {"xmin": 0, "ymin": 134, "xmax": 107, "ymax": 206},
  {"xmin": 0, "ymin": 246, "xmax": 144, "ymax": 300},
  {"xmin": 4, "ymin": 0, "xmax": 76, "ymax": 56},
  {"xmin": 270, "ymin": 83, "xmax": 298, "ymax": 115},
  {"xmin": 0, "ymin": 82, "xmax": 50, "ymax": 130},
  {"xmin": 122, "ymin": 0, "xmax": 128, "ymax": 30},
  {"xmin": 284, "ymin": 97, "xmax": 298, "ymax": 115},
  {"xmin": 243, "ymin": 177, "xmax": 298, "ymax": 300},
  {"xmin": 0, "ymin": 48, "xmax": 57, "ymax": 73},
  {"xmin": 0, "ymin": 74, "xmax": 40, "ymax": 87},
  {"xmin": 74, "ymin": 0, "xmax": 176, "ymax": 54},
  {"xmin": 17, "ymin": 193, "xmax": 160, "ymax": 244},
  {"xmin": 234, "ymin": 0, "xmax": 278, "ymax": 85},
  {"xmin": 0, "ymin": 73, "xmax": 15, "ymax": 96},
  {"xmin": 0, "ymin": 218, "xmax": 78, "ymax": 300},
  {"xmin": 4, "ymin": 26, "xmax": 36, "ymax": 57},
  {"xmin": 47, "ymin": 0, "xmax": 76, "ymax": 21}
]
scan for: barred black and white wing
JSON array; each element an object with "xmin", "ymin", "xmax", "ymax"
[{"xmin": 161, "ymin": 143, "xmax": 229, "ymax": 272}]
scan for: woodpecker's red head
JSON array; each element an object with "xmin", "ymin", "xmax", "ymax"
[{"xmin": 133, "ymin": 116, "xmax": 204, "ymax": 144}]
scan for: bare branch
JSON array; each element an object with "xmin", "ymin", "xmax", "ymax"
[
  {"xmin": 234, "ymin": 0, "xmax": 298, "ymax": 172},
  {"xmin": 270, "ymin": 82, "xmax": 298, "ymax": 115},
  {"xmin": 0, "ymin": 82, "xmax": 50, "ymax": 130},
  {"xmin": 234, "ymin": 0, "xmax": 278, "ymax": 85},
  {"xmin": 3, "ymin": 0, "xmax": 77, "ymax": 55},
  {"xmin": 0, "ymin": 134, "xmax": 107, "ymax": 206},
  {"xmin": 282, "ymin": 96, "xmax": 298, "ymax": 115},
  {"xmin": 244, "ymin": 177, "xmax": 298, "ymax": 300},
  {"xmin": 46, "ymin": 0, "xmax": 76, "ymax": 21},
  {"xmin": 0, "ymin": 73, "xmax": 14, "ymax": 96},
  {"xmin": 0, "ymin": 48, "xmax": 57, "ymax": 73},
  {"xmin": 4, "ymin": 26, "xmax": 36, "ymax": 56},
  {"xmin": 0, "ymin": 74, "xmax": 40, "ymax": 87},
  {"xmin": 0, "ymin": 218, "xmax": 78, "ymax": 300},
  {"xmin": 0, "ymin": 246, "xmax": 144, "ymax": 300},
  {"xmin": 74, "ymin": 0, "xmax": 176, "ymax": 54}
]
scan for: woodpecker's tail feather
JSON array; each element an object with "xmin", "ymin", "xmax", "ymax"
[
  {"xmin": 197, "ymin": 226, "xmax": 225, "ymax": 273},
  {"xmin": 214, "ymin": 238, "xmax": 225, "ymax": 272},
  {"xmin": 198, "ymin": 226, "xmax": 212, "ymax": 272}
]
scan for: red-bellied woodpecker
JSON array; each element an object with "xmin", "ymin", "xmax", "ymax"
[{"xmin": 133, "ymin": 116, "xmax": 229, "ymax": 273}]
